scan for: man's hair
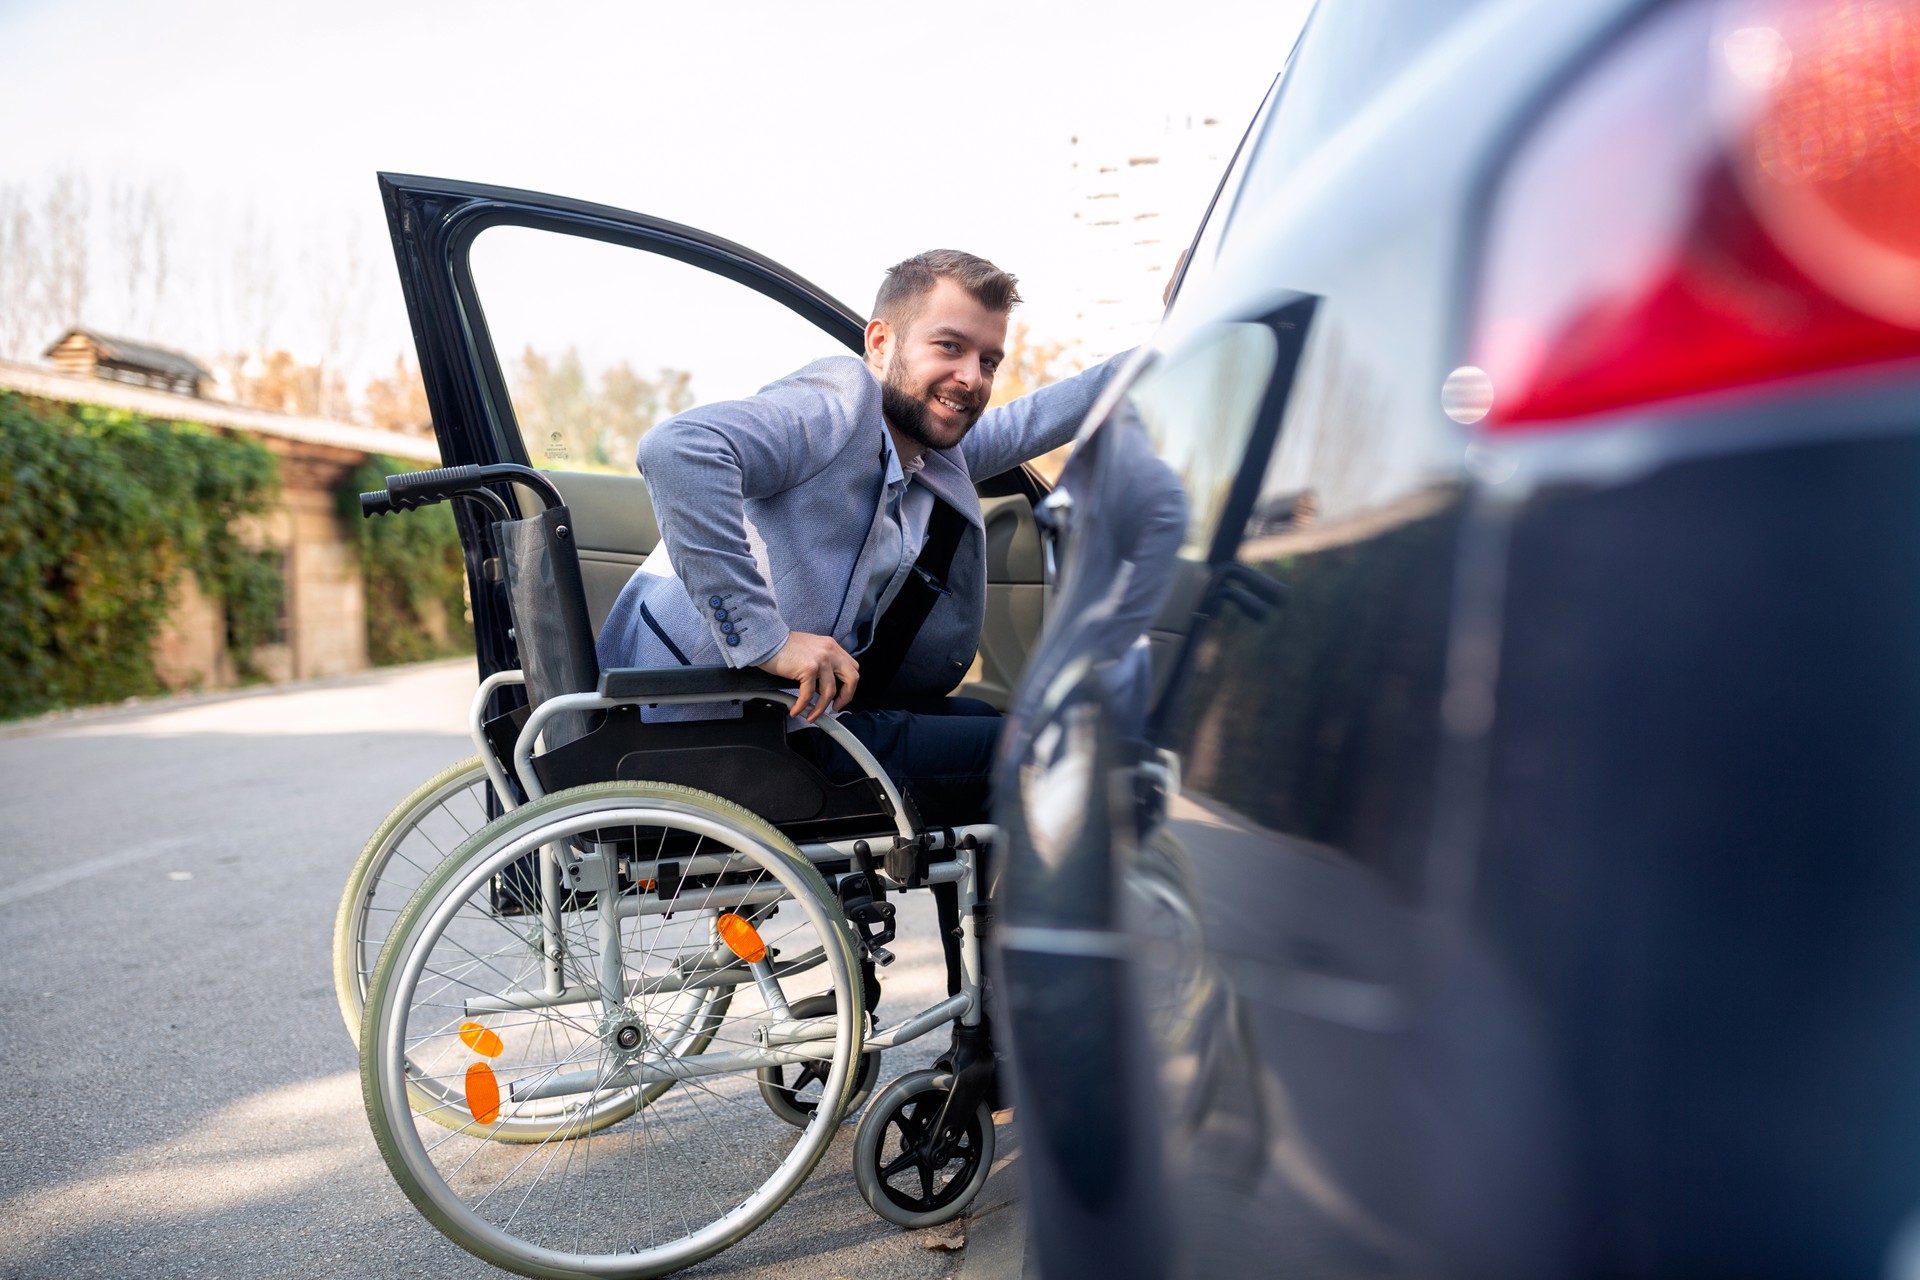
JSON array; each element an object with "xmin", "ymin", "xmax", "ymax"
[{"xmin": 873, "ymin": 250, "xmax": 1021, "ymax": 331}]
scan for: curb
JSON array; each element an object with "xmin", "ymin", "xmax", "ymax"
[{"xmin": 959, "ymin": 1111, "xmax": 1038, "ymax": 1280}]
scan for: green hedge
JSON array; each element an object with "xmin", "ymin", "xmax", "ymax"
[
  {"xmin": 0, "ymin": 391, "xmax": 282, "ymax": 716},
  {"xmin": 338, "ymin": 456, "xmax": 473, "ymax": 665}
]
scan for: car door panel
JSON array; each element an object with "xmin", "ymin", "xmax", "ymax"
[
  {"xmin": 380, "ymin": 171, "xmax": 1053, "ymax": 690},
  {"xmin": 965, "ymin": 492, "xmax": 1047, "ymax": 707},
  {"xmin": 379, "ymin": 173, "xmax": 868, "ymax": 682}
]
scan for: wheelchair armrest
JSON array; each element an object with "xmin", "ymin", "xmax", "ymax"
[{"xmin": 598, "ymin": 666, "xmax": 791, "ymax": 700}]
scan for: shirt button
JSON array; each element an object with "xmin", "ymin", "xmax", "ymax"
[
  {"xmin": 708, "ymin": 596, "xmax": 723, "ymax": 608},
  {"xmin": 713, "ymin": 608, "xmax": 728, "ymax": 620},
  {"xmin": 725, "ymin": 634, "xmax": 740, "ymax": 647}
]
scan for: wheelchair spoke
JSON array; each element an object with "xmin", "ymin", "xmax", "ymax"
[{"xmin": 364, "ymin": 783, "xmax": 864, "ymax": 1275}]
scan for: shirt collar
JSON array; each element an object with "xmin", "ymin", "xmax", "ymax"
[{"xmin": 879, "ymin": 429, "xmax": 924, "ymax": 492}]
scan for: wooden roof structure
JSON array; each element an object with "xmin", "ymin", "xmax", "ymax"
[{"xmin": 43, "ymin": 328, "xmax": 215, "ymax": 396}]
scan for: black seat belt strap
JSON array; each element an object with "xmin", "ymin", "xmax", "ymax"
[{"xmin": 853, "ymin": 497, "xmax": 967, "ymax": 705}]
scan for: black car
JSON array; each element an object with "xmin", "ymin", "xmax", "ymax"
[{"xmin": 993, "ymin": 0, "xmax": 1920, "ymax": 1276}]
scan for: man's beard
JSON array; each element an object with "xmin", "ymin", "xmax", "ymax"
[{"xmin": 881, "ymin": 362, "xmax": 981, "ymax": 452}]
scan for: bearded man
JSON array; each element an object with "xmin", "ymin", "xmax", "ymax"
[{"xmin": 596, "ymin": 249, "xmax": 1123, "ymax": 825}]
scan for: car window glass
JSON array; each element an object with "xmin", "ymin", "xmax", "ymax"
[
  {"xmin": 1124, "ymin": 322, "xmax": 1280, "ymax": 558},
  {"xmin": 1165, "ymin": 71, "xmax": 1285, "ymax": 319},
  {"xmin": 467, "ymin": 225, "xmax": 850, "ymax": 472},
  {"xmin": 1218, "ymin": 0, "xmax": 1485, "ymax": 259}
]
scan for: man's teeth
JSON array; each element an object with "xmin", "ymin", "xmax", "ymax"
[{"xmin": 935, "ymin": 395, "xmax": 967, "ymax": 412}]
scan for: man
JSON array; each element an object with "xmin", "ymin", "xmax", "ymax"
[{"xmin": 596, "ymin": 250, "xmax": 1123, "ymax": 824}]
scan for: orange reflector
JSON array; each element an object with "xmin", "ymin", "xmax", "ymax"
[
  {"xmin": 716, "ymin": 912, "xmax": 768, "ymax": 964},
  {"xmin": 459, "ymin": 1021, "xmax": 503, "ymax": 1058},
  {"xmin": 465, "ymin": 1061, "xmax": 501, "ymax": 1124}
]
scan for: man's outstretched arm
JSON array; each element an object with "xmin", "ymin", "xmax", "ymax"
[{"xmin": 958, "ymin": 352, "xmax": 1133, "ymax": 482}]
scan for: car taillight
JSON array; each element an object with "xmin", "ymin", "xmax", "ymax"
[{"xmin": 1472, "ymin": 0, "xmax": 1920, "ymax": 430}]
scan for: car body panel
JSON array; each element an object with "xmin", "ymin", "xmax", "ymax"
[{"xmin": 995, "ymin": 0, "xmax": 1920, "ymax": 1276}]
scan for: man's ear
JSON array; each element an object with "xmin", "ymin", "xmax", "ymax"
[{"xmin": 864, "ymin": 318, "xmax": 891, "ymax": 373}]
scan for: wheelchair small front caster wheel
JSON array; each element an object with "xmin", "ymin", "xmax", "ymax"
[
  {"xmin": 758, "ymin": 991, "xmax": 882, "ymax": 1127},
  {"xmin": 853, "ymin": 1068, "xmax": 995, "ymax": 1228}
]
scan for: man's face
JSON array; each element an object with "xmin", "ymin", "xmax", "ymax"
[{"xmin": 873, "ymin": 278, "xmax": 1009, "ymax": 453}]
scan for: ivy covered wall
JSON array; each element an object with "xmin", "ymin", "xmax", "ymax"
[
  {"xmin": 1, "ymin": 394, "xmax": 472, "ymax": 720},
  {"xmin": 338, "ymin": 455, "xmax": 472, "ymax": 666},
  {"xmin": 0, "ymin": 390, "xmax": 283, "ymax": 716}
]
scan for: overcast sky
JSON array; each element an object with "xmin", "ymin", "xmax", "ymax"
[{"xmin": 0, "ymin": 0, "xmax": 1311, "ymax": 388}]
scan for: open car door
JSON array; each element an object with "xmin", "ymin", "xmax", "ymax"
[{"xmin": 378, "ymin": 173, "xmax": 1050, "ymax": 703}]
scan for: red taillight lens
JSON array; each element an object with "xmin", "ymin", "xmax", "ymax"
[{"xmin": 1473, "ymin": 0, "xmax": 1920, "ymax": 430}]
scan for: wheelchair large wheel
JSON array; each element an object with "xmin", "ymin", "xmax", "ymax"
[
  {"xmin": 362, "ymin": 780, "xmax": 865, "ymax": 1279},
  {"xmin": 337, "ymin": 759, "xmax": 734, "ymax": 1142},
  {"xmin": 333, "ymin": 756, "xmax": 493, "ymax": 1044}
]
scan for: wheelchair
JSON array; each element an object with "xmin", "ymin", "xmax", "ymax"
[{"xmin": 343, "ymin": 463, "xmax": 1004, "ymax": 1279}]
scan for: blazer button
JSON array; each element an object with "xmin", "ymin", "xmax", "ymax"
[
  {"xmin": 713, "ymin": 608, "xmax": 728, "ymax": 620},
  {"xmin": 721, "ymin": 622, "xmax": 734, "ymax": 633},
  {"xmin": 725, "ymin": 634, "xmax": 740, "ymax": 647},
  {"xmin": 708, "ymin": 596, "xmax": 723, "ymax": 608}
]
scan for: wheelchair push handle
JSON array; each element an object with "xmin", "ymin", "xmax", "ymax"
[{"xmin": 359, "ymin": 462, "xmax": 564, "ymax": 520}]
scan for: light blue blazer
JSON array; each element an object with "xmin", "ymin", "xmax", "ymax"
[{"xmin": 597, "ymin": 354, "xmax": 1122, "ymax": 698}]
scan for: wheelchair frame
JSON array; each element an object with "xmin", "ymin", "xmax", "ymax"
[{"xmin": 350, "ymin": 463, "xmax": 1007, "ymax": 1278}]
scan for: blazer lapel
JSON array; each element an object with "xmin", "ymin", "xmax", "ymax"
[{"xmin": 915, "ymin": 448, "xmax": 985, "ymax": 528}]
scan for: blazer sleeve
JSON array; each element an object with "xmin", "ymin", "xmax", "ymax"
[
  {"xmin": 958, "ymin": 351, "xmax": 1133, "ymax": 482},
  {"xmin": 636, "ymin": 358, "xmax": 876, "ymax": 668}
]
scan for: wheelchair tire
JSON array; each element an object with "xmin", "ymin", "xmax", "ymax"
[
  {"xmin": 362, "ymin": 780, "xmax": 865, "ymax": 1279},
  {"xmin": 853, "ymin": 1068, "xmax": 996, "ymax": 1229},
  {"xmin": 756, "ymin": 991, "xmax": 881, "ymax": 1127},
  {"xmin": 333, "ymin": 756, "xmax": 493, "ymax": 1045}
]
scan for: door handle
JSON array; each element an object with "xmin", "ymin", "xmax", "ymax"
[{"xmin": 1209, "ymin": 562, "xmax": 1288, "ymax": 622}]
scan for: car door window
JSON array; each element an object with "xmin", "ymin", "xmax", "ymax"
[
  {"xmin": 466, "ymin": 225, "xmax": 851, "ymax": 474},
  {"xmin": 1125, "ymin": 321, "xmax": 1282, "ymax": 558},
  {"xmin": 1070, "ymin": 309, "xmax": 1306, "ymax": 713}
]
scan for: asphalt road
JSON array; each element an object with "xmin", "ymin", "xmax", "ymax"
[{"xmin": 0, "ymin": 661, "xmax": 1026, "ymax": 1280}]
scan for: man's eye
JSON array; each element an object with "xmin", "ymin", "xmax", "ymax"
[
  {"xmin": 939, "ymin": 341, "xmax": 961, "ymax": 353},
  {"xmin": 982, "ymin": 360, "xmax": 999, "ymax": 374}
]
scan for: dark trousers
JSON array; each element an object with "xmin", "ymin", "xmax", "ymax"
[
  {"xmin": 792, "ymin": 694, "xmax": 1001, "ymax": 1001},
  {"xmin": 790, "ymin": 695, "xmax": 1003, "ymax": 827}
]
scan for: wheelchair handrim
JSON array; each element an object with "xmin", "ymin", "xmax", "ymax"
[{"xmin": 369, "ymin": 791, "xmax": 864, "ymax": 1277}]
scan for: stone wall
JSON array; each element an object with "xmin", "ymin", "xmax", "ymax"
[{"xmin": 149, "ymin": 440, "xmax": 374, "ymax": 691}]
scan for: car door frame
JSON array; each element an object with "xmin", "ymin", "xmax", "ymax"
[{"xmin": 377, "ymin": 172, "xmax": 868, "ymax": 683}]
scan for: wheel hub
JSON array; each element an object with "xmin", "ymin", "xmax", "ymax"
[{"xmin": 600, "ymin": 1010, "xmax": 650, "ymax": 1057}]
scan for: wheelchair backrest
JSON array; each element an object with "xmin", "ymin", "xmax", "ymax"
[{"xmin": 496, "ymin": 506, "xmax": 601, "ymax": 752}]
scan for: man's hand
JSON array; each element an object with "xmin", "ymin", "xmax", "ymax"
[{"xmin": 760, "ymin": 632, "xmax": 859, "ymax": 723}]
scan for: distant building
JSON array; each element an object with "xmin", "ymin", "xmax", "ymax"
[
  {"xmin": 1066, "ymin": 115, "xmax": 1232, "ymax": 361},
  {"xmin": 43, "ymin": 327, "xmax": 214, "ymax": 397}
]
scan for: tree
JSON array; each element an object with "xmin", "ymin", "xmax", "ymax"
[
  {"xmin": 989, "ymin": 320, "xmax": 1083, "ymax": 480},
  {"xmin": 505, "ymin": 347, "xmax": 694, "ymax": 469},
  {"xmin": 309, "ymin": 229, "xmax": 374, "ymax": 421},
  {"xmin": 0, "ymin": 182, "xmax": 36, "ymax": 361},
  {"xmin": 361, "ymin": 355, "xmax": 433, "ymax": 435},
  {"xmin": 595, "ymin": 361, "xmax": 694, "ymax": 468},
  {"xmin": 230, "ymin": 349, "xmax": 347, "ymax": 417},
  {"xmin": 988, "ymin": 320, "xmax": 1080, "ymax": 408},
  {"xmin": 40, "ymin": 171, "xmax": 90, "ymax": 334},
  {"xmin": 107, "ymin": 181, "xmax": 172, "ymax": 338}
]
